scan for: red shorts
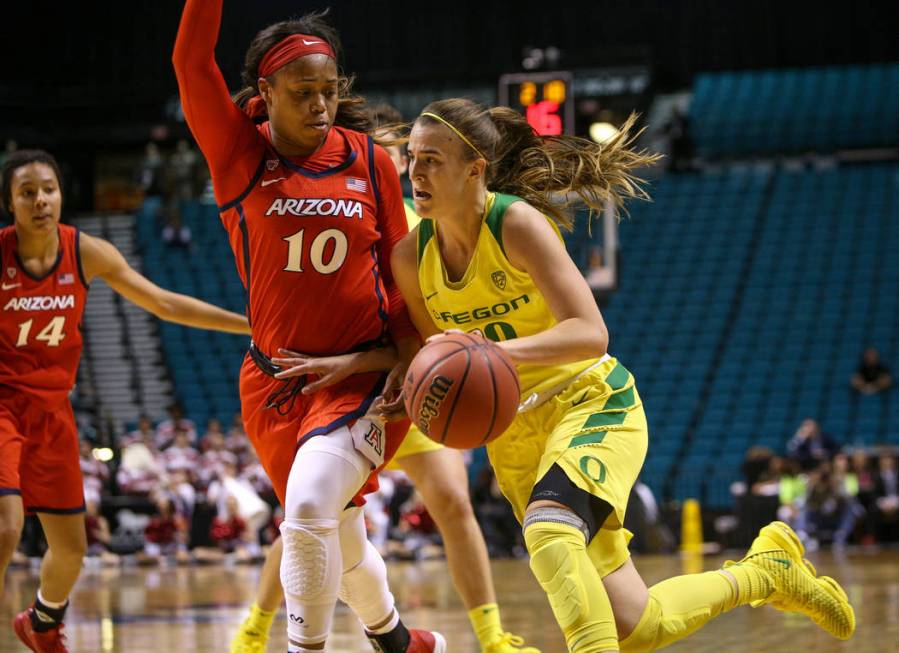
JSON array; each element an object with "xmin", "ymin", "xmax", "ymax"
[
  {"xmin": 239, "ymin": 355, "xmax": 409, "ymax": 507},
  {"xmin": 0, "ymin": 388, "xmax": 85, "ymax": 513}
]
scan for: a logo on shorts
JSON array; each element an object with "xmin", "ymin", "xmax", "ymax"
[
  {"xmin": 364, "ymin": 423, "xmax": 383, "ymax": 456},
  {"xmin": 579, "ymin": 455, "xmax": 607, "ymax": 484},
  {"xmin": 491, "ymin": 270, "xmax": 507, "ymax": 290}
]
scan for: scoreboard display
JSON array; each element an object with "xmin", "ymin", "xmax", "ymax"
[{"xmin": 498, "ymin": 71, "xmax": 574, "ymax": 136}]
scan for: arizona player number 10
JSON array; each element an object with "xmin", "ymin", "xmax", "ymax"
[{"xmin": 282, "ymin": 228, "xmax": 348, "ymax": 274}]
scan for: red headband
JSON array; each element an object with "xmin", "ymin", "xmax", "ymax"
[
  {"xmin": 245, "ymin": 34, "xmax": 336, "ymax": 119},
  {"xmin": 258, "ymin": 34, "xmax": 336, "ymax": 78}
]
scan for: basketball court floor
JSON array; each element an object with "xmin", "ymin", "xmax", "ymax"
[{"xmin": 2, "ymin": 550, "xmax": 896, "ymax": 652}]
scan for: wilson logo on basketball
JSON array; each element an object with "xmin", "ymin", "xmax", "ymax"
[{"xmin": 417, "ymin": 375, "xmax": 454, "ymax": 436}]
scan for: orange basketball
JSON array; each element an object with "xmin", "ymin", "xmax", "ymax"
[{"xmin": 403, "ymin": 332, "xmax": 520, "ymax": 449}]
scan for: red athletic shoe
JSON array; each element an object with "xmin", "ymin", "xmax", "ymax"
[
  {"xmin": 12, "ymin": 609, "xmax": 70, "ymax": 653},
  {"xmin": 406, "ymin": 629, "xmax": 447, "ymax": 653}
]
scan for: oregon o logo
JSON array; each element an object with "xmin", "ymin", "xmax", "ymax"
[{"xmin": 579, "ymin": 455, "xmax": 607, "ymax": 483}]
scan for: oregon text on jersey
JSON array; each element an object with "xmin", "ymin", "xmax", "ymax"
[
  {"xmin": 265, "ymin": 198, "xmax": 364, "ymax": 219},
  {"xmin": 431, "ymin": 293, "xmax": 530, "ymax": 325}
]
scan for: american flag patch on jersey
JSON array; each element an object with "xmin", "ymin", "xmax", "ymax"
[
  {"xmin": 346, "ymin": 177, "xmax": 367, "ymax": 193},
  {"xmin": 59, "ymin": 273, "xmax": 74, "ymax": 285}
]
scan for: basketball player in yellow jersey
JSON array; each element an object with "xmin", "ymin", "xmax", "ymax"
[
  {"xmin": 388, "ymin": 98, "xmax": 856, "ymax": 653},
  {"xmin": 230, "ymin": 108, "xmax": 537, "ymax": 653}
]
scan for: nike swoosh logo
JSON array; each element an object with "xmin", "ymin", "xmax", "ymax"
[
  {"xmin": 261, "ymin": 177, "xmax": 287, "ymax": 187},
  {"xmin": 302, "ymin": 39, "xmax": 324, "ymax": 46},
  {"xmin": 770, "ymin": 558, "xmax": 792, "ymax": 568},
  {"xmin": 1, "ymin": 282, "xmax": 21, "ymax": 290},
  {"xmin": 425, "ymin": 291, "xmax": 439, "ymax": 300}
]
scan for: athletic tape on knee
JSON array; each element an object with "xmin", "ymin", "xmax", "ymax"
[
  {"xmin": 279, "ymin": 518, "xmax": 341, "ymax": 603},
  {"xmin": 338, "ymin": 539, "xmax": 395, "ymax": 627},
  {"xmin": 523, "ymin": 505, "xmax": 590, "ymax": 542}
]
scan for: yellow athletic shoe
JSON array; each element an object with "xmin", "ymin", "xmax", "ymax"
[
  {"xmin": 230, "ymin": 619, "xmax": 269, "ymax": 653},
  {"xmin": 725, "ymin": 521, "xmax": 855, "ymax": 639},
  {"xmin": 484, "ymin": 632, "xmax": 541, "ymax": 653}
]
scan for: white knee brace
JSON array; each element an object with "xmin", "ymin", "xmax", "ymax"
[{"xmin": 280, "ymin": 517, "xmax": 342, "ymax": 645}]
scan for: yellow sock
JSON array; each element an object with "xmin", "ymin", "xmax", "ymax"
[
  {"xmin": 246, "ymin": 602, "xmax": 276, "ymax": 634},
  {"xmin": 468, "ymin": 602, "xmax": 504, "ymax": 649},
  {"xmin": 524, "ymin": 521, "xmax": 618, "ymax": 652},
  {"xmin": 620, "ymin": 568, "xmax": 772, "ymax": 653}
]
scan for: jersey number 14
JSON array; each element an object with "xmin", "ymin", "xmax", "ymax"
[{"xmin": 16, "ymin": 316, "xmax": 66, "ymax": 347}]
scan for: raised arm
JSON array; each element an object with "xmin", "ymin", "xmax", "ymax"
[
  {"xmin": 172, "ymin": 0, "xmax": 262, "ymax": 194},
  {"xmin": 80, "ymin": 233, "xmax": 251, "ymax": 335}
]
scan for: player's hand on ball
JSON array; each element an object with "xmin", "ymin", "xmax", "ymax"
[
  {"xmin": 272, "ymin": 349, "xmax": 359, "ymax": 393},
  {"xmin": 377, "ymin": 360, "xmax": 409, "ymax": 422},
  {"xmin": 425, "ymin": 328, "xmax": 466, "ymax": 344}
]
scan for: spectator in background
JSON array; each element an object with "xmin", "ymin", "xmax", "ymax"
[
  {"xmin": 155, "ymin": 403, "xmax": 197, "ymax": 449},
  {"xmin": 124, "ymin": 414, "xmax": 157, "ymax": 448},
  {"xmin": 160, "ymin": 428, "xmax": 199, "ymax": 518},
  {"xmin": 117, "ymin": 435, "xmax": 164, "ymax": 497},
  {"xmin": 225, "ymin": 412, "xmax": 251, "ymax": 462},
  {"xmin": 140, "ymin": 494, "xmax": 190, "ymax": 565},
  {"xmin": 84, "ymin": 500, "xmax": 119, "ymax": 566},
  {"xmin": 79, "ymin": 438, "xmax": 109, "ymax": 507},
  {"xmin": 198, "ymin": 423, "xmax": 230, "ymax": 490},
  {"xmin": 210, "ymin": 495, "xmax": 249, "ymax": 556},
  {"xmin": 873, "ymin": 453, "xmax": 899, "ymax": 542},
  {"xmin": 852, "ymin": 450, "xmax": 879, "ymax": 544},
  {"xmin": 161, "ymin": 213, "xmax": 192, "ymax": 248},
  {"xmin": 138, "ymin": 142, "xmax": 165, "ymax": 201},
  {"xmin": 777, "ymin": 458, "xmax": 807, "ymax": 526},
  {"xmin": 795, "ymin": 462, "xmax": 857, "ymax": 550},
  {"xmin": 206, "ymin": 455, "xmax": 269, "ymax": 559},
  {"xmin": 161, "ymin": 139, "xmax": 199, "ymax": 249},
  {"xmin": 851, "ymin": 348, "xmax": 892, "ymax": 395},
  {"xmin": 787, "ymin": 418, "xmax": 837, "ymax": 471}
]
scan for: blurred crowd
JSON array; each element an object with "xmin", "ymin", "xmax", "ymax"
[
  {"xmin": 734, "ymin": 417, "xmax": 899, "ymax": 551},
  {"xmin": 13, "ymin": 403, "xmax": 524, "ymax": 568}
]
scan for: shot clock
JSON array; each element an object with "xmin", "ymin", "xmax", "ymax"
[{"xmin": 498, "ymin": 71, "xmax": 574, "ymax": 136}]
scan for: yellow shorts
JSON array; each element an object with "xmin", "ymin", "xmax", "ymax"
[
  {"xmin": 385, "ymin": 424, "xmax": 444, "ymax": 470},
  {"xmin": 487, "ymin": 356, "xmax": 648, "ymax": 577}
]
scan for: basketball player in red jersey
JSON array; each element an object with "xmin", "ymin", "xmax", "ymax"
[
  {"xmin": 0, "ymin": 149, "xmax": 251, "ymax": 652},
  {"xmin": 230, "ymin": 105, "xmax": 538, "ymax": 653},
  {"xmin": 173, "ymin": 1, "xmax": 443, "ymax": 651}
]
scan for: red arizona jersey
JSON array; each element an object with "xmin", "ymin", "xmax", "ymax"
[
  {"xmin": 220, "ymin": 126, "xmax": 393, "ymax": 357},
  {"xmin": 0, "ymin": 224, "xmax": 88, "ymax": 404}
]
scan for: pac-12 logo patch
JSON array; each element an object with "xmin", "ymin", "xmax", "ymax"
[
  {"xmin": 491, "ymin": 270, "xmax": 507, "ymax": 290},
  {"xmin": 266, "ymin": 159, "xmax": 279, "ymax": 171},
  {"xmin": 6, "ymin": 267, "xmax": 15, "ymax": 279}
]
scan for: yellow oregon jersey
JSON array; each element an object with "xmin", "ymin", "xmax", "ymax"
[{"xmin": 417, "ymin": 192, "xmax": 600, "ymax": 403}]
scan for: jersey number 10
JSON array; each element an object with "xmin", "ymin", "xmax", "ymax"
[{"xmin": 282, "ymin": 228, "xmax": 348, "ymax": 274}]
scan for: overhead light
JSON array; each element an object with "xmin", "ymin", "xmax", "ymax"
[{"xmin": 589, "ymin": 122, "xmax": 619, "ymax": 144}]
